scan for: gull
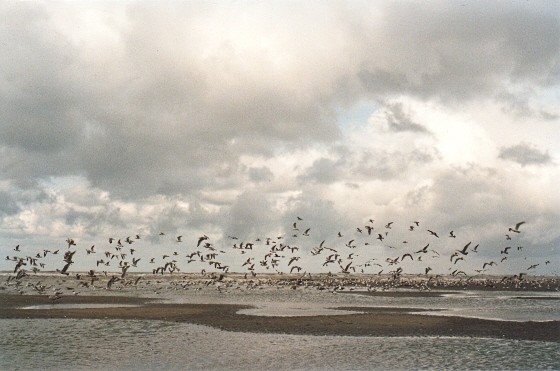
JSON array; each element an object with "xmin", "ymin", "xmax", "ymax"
[
  {"xmin": 501, "ymin": 247, "xmax": 511, "ymax": 254},
  {"xmin": 385, "ymin": 222, "xmax": 393, "ymax": 229},
  {"xmin": 57, "ymin": 261, "xmax": 72, "ymax": 275},
  {"xmin": 106, "ymin": 276, "xmax": 119, "ymax": 289},
  {"xmin": 340, "ymin": 261, "xmax": 355, "ymax": 273},
  {"xmin": 288, "ymin": 257, "xmax": 300, "ymax": 266},
  {"xmin": 14, "ymin": 245, "xmax": 20, "ymax": 252},
  {"xmin": 415, "ymin": 244, "xmax": 430, "ymax": 253},
  {"xmin": 176, "ymin": 236, "xmax": 183, "ymax": 242},
  {"xmin": 197, "ymin": 235, "xmax": 209, "ymax": 247},
  {"xmin": 401, "ymin": 253, "xmax": 413, "ymax": 261},
  {"xmin": 427, "ymin": 230, "xmax": 439, "ymax": 238},
  {"xmin": 302, "ymin": 228, "xmax": 310, "ymax": 236},
  {"xmin": 425, "ymin": 267, "xmax": 432, "ymax": 275},
  {"xmin": 13, "ymin": 259, "xmax": 26, "ymax": 273},
  {"xmin": 505, "ymin": 234, "xmax": 512, "ymax": 240},
  {"xmin": 483, "ymin": 261, "xmax": 497, "ymax": 269},
  {"xmin": 449, "ymin": 231, "xmax": 456, "ymax": 238},
  {"xmin": 527, "ymin": 264, "xmax": 539, "ymax": 270},
  {"xmin": 509, "ymin": 221, "xmax": 525, "ymax": 233},
  {"xmin": 453, "ymin": 256, "xmax": 464, "ymax": 264},
  {"xmin": 290, "ymin": 265, "xmax": 302, "ymax": 273},
  {"xmin": 457, "ymin": 242, "xmax": 471, "ymax": 255}
]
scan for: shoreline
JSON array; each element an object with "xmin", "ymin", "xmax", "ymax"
[{"xmin": 1, "ymin": 293, "xmax": 558, "ymax": 342}]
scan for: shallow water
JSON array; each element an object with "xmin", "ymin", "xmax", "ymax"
[
  {"xmin": 1, "ymin": 287, "xmax": 559, "ymax": 370},
  {"xmin": 156, "ymin": 286, "xmax": 560, "ymax": 321},
  {"xmin": 1, "ymin": 318, "xmax": 559, "ymax": 371}
]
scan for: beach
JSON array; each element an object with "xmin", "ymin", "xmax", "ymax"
[
  {"xmin": 1, "ymin": 272, "xmax": 559, "ymax": 343},
  {"xmin": 1, "ymin": 274, "xmax": 560, "ymax": 370}
]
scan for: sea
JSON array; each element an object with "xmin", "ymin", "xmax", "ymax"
[{"xmin": 1, "ymin": 286, "xmax": 559, "ymax": 371}]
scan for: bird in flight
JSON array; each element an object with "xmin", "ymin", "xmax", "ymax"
[{"xmin": 509, "ymin": 221, "xmax": 526, "ymax": 233}]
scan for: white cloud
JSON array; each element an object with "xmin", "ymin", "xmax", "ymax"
[{"xmin": 0, "ymin": 1, "xmax": 559, "ymax": 274}]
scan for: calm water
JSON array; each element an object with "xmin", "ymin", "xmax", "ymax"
[
  {"xmin": 1, "ymin": 288, "xmax": 559, "ymax": 370},
  {"xmin": 1, "ymin": 319, "xmax": 559, "ymax": 371}
]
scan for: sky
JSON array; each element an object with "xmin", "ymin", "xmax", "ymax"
[{"xmin": 1, "ymin": 1, "xmax": 559, "ymax": 276}]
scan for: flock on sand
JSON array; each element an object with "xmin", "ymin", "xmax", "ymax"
[{"xmin": 4, "ymin": 219, "xmax": 557, "ymax": 298}]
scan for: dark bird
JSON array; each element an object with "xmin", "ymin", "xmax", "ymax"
[
  {"xmin": 401, "ymin": 253, "xmax": 413, "ymax": 261},
  {"xmin": 483, "ymin": 261, "xmax": 497, "ymax": 269},
  {"xmin": 501, "ymin": 246, "xmax": 511, "ymax": 255},
  {"xmin": 453, "ymin": 256, "xmax": 464, "ymax": 264},
  {"xmin": 427, "ymin": 230, "xmax": 439, "ymax": 238},
  {"xmin": 288, "ymin": 257, "xmax": 300, "ymax": 266},
  {"xmin": 505, "ymin": 234, "xmax": 511, "ymax": 240},
  {"xmin": 457, "ymin": 242, "xmax": 471, "ymax": 255},
  {"xmin": 197, "ymin": 235, "xmax": 209, "ymax": 247},
  {"xmin": 58, "ymin": 261, "xmax": 72, "ymax": 275},
  {"xmin": 290, "ymin": 265, "xmax": 302, "ymax": 273},
  {"xmin": 449, "ymin": 231, "xmax": 456, "ymax": 238},
  {"xmin": 415, "ymin": 244, "xmax": 429, "ymax": 253}
]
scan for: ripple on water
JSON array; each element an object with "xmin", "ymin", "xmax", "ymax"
[{"xmin": 1, "ymin": 318, "xmax": 559, "ymax": 371}]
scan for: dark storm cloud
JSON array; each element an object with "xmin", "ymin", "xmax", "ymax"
[{"xmin": 498, "ymin": 143, "xmax": 552, "ymax": 166}]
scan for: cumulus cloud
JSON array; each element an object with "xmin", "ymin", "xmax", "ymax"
[{"xmin": 0, "ymin": 1, "xmax": 559, "ymax": 273}]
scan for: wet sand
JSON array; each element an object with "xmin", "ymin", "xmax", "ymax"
[{"xmin": 1, "ymin": 293, "xmax": 558, "ymax": 342}]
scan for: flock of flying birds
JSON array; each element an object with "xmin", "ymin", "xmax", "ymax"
[{"xmin": 4, "ymin": 219, "xmax": 555, "ymax": 293}]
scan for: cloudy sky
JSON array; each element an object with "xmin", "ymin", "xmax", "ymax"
[{"xmin": 1, "ymin": 1, "xmax": 559, "ymax": 275}]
